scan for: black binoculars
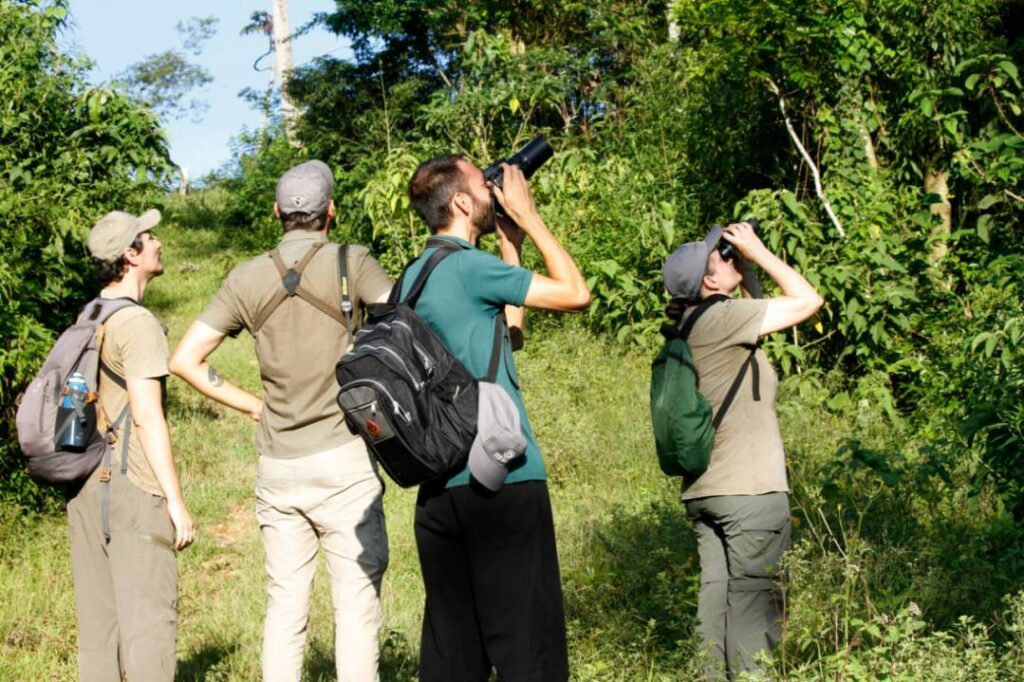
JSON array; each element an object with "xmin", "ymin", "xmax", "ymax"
[{"xmin": 716, "ymin": 219, "xmax": 760, "ymax": 261}]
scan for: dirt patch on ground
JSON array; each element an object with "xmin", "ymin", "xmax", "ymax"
[{"xmin": 205, "ymin": 504, "xmax": 253, "ymax": 547}]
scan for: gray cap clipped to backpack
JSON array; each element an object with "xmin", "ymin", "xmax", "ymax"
[
  {"xmin": 662, "ymin": 225, "xmax": 723, "ymax": 300},
  {"xmin": 276, "ymin": 160, "xmax": 334, "ymax": 217},
  {"xmin": 468, "ymin": 382, "xmax": 527, "ymax": 491}
]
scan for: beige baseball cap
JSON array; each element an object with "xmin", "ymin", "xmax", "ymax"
[{"xmin": 88, "ymin": 209, "xmax": 161, "ymax": 263}]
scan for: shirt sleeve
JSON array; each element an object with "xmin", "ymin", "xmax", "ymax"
[
  {"xmin": 115, "ymin": 310, "xmax": 169, "ymax": 380},
  {"xmin": 350, "ymin": 245, "xmax": 394, "ymax": 304},
  {"xmin": 459, "ymin": 250, "xmax": 533, "ymax": 307},
  {"xmin": 198, "ymin": 272, "xmax": 246, "ymax": 337},
  {"xmin": 708, "ymin": 299, "xmax": 767, "ymax": 348}
]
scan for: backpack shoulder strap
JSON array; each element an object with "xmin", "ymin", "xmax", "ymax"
[
  {"xmin": 668, "ymin": 294, "xmax": 729, "ymax": 341},
  {"xmin": 253, "ymin": 242, "xmax": 349, "ymax": 332},
  {"xmin": 78, "ymin": 296, "xmax": 138, "ymax": 326},
  {"xmin": 338, "ymin": 244, "xmax": 352, "ymax": 335},
  {"xmin": 91, "ymin": 298, "xmax": 136, "ymax": 429},
  {"xmin": 711, "ymin": 347, "xmax": 760, "ymax": 429},
  {"xmin": 395, "ymin": 238, "xmax": 466, "ymax": 308},
  {"xmin": 484, "ymin": 313, "xmax": 506, "ymax": 383}
]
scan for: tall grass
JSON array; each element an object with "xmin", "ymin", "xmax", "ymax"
[{"xmin": 2, "ymin": 222, "xmax": 1023, "ymax": 680}]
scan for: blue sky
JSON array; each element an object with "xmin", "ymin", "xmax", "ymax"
[{"xmin": 63, "ymin": 1, "xmax": 352, "ymax": 179}]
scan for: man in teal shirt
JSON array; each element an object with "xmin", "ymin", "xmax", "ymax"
[{"xmin": 405, "ymin": 155, "xmax": 590, "ymax": 681}]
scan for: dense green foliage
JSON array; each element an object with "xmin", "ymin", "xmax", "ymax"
[{"xmin": 0, "ymin": 0, "xmax": 171, "ymax": 516}]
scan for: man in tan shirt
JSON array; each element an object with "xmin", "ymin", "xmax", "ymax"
[
  {"xmin": 70, "ymin": 209, "xmax": 196, "ymax": 681},
  {"xmin": 171, "ymin": 160, "xmax": 393, "ymax": 681},
  {"xmin": 662, "ymin": 221, "xmax": 822, "ymax": 680}
]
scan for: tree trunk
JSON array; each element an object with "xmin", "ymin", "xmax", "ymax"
[
  {"xmin": 925, "ymin": 166, "xmax": 952, "ymax": 263},
  {"xmin": 271, "ymin": 0, "xmax": 299, "ymax": 146},
  {"xmin": 859, "ymin": 120, "xmax": 878, "ymax": 172},
  {"xmin": 178, "ymin": 165, "xmax": 189, "ymax": 196}
]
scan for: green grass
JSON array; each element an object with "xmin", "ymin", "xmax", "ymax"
[{"xmin": 3, "ymin": 223, "xmax": 1024, "ymax": 681}]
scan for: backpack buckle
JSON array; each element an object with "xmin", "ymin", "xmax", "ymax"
[{"xmin": 97, "ymin": 467, "xmax": 112, "ymax": 483}]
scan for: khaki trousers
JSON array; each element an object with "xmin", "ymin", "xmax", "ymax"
[
  {"xmin": 685, "ymin": 492, "xmax": 791, "ymax": 681},
  {"xmin": 255, "ymin": 441, "xmax": 389, "ymax": 682},
  {"xmin": 67, "ymin": 465, "xmax": 178, "ymax": 682}
]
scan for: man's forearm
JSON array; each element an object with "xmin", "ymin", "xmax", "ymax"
[
  {"xmin": 518, "ymin": 213, "xmax": 584, "ymax": 290},
  {"xmin": 492, "ymin": 164, "xmax": 590, "ymax": 311},
  {"xmin": 130, "ymin": 386, "xmax": 196, "ymax": 550},
  {"xmin": 498, "ymin": 232, "xmax": 526, "ymax": 348},
  {"xmin": 174, "ymin": 362, "xmax": 263, "ymax": 418}
]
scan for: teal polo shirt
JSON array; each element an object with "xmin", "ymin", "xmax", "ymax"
[{"xmin": 399, "ymin": 235, "xmax": 544, "ymax": 488}]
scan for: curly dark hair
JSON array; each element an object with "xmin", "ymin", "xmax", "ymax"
[{"xmin": 94, "ymin": 235, "xmax": 144, "ymax": 287}]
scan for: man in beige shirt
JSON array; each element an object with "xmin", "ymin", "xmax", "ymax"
[
  {"xmin": 171, "ymin": 160, "xmax": 393, "ymax": 681},
  {"xmin": 70, "ymin": 209, "xmax": 196, "ymax": 681},
  {"xmin": 662, "ymin": 221, "xmax": 822, "ymax": 680}
]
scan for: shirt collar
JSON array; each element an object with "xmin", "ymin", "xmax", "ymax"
[
  {"xmin": 430, "ymin": 234, "xmax": 475, "ymax": 250},
  {"xmin": 278, "ymin": 229, "xmax": 328, "ymax": 246}
]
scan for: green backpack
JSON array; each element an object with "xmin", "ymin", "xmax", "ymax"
[{"xmin": 650, "ymin": 295, "xmax": 758, "ymax": 480}]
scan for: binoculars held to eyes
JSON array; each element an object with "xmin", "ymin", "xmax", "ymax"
[{"xmin": 716, "ymin": 219, "xmax": 760, "ymax": 261}]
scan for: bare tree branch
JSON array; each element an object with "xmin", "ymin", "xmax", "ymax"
[{"xmin": 767, "ymin": 78, "xmax": 847, "ymax": 239}]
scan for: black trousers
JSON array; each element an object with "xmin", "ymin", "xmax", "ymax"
[{"xmin": 414, "ymin": 480, "xmax": 569, "ymax": 682}]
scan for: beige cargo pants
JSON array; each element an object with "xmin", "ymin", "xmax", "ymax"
[{"xmin": 255, "ymin": 441, "xmax": 389, "ymax": 682}]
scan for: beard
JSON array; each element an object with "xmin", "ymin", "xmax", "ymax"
[{"xmin": 471, "ymin": 193, "xmax": 498, "ymax": 236}]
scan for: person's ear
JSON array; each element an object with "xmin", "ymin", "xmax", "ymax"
[
  {"xmin": 452, "ymin": 191, "xmax": 472, "ymax": 218},
  {"xmin": 327, "ymin": 199, "xmax": 336, "ymax": 219},
  {"xmin": 702, "ymin": 272, "xmax": 717, "ymax": 292},
  {"xmin": 273, "ymin": 202, "xmax": 281, "ymax": 219},
  {"xmin": 123, "ymin": 244, "xmax": 142, "ymax": 267}
]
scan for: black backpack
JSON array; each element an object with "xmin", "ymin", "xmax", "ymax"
[{"xmin": 335, "ymin": 238, "xmax": 504, "ymax": 487}]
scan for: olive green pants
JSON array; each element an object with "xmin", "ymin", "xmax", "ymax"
[
  {"xmin": 685, "ymin": 492, "xmax": 790, "ymax": 681},
  {"xmin": 67, "ymin": 466, "xmax": 178, "ymax": 682}
]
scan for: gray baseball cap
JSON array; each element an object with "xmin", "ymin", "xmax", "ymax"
[
  {"xmin": 275, "ymin": 160, "xmax": 334, "ymax": 216},
  {"xmin": 662, "ymin": 225, "xmax": 723, "ymax": 300},
  {"xmin": 88, "ymin": 209, "xmax": 161, "ymax": 263},
  {"xmin": 468, "ymin": 382, "xmax": 527, "ymax": 491}
]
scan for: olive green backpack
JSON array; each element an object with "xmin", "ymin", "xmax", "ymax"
[{"xmin": 650, "ymin": 295, "xmax": 758, "ymax": 480}]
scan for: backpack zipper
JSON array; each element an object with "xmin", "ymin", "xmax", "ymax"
[
  {"xmin": 344, "ymin": 378, "xmax": 413, "ymax": 424},
  {"xmin": 355, "ymin": 319, "xmax": 436, "ymax": 378},
  {"xmin": 391, "ymin": 320, "xmax": 435, "ymax": 376},
  {"xmin": 351, "ymin": 344, "xmax": 423, "ymax": 390}
]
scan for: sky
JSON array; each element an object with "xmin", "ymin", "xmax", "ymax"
[{"xmin": 63, "ymin": 1, "xmax": 353, "ymax": 179}]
